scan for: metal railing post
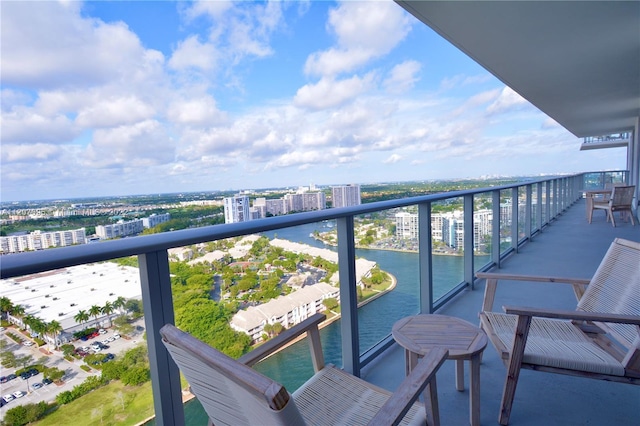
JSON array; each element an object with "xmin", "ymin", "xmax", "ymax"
[
  {"xmin": 139, "ymin": 250, "xmax": 184, "ymax": 426},
  {"xmin": 464, "ymin": 194, "xmax": 475, "ymax": 289},
  {"xmin": 511, "ymin": 187, "xmax": 519, "ymax": 252},
  {"xmin": 525, "ymin": 184, "xmax": 532, "ymax": 240},
  {"xmin": 337, "ymin": 215, "xmax": 360, "ymax": 376},
  {"xmin": 418, "ymin": 203, "xmax": 434, "ymax": 313},
  {"xmin": 492, "ymin": 190, "xmax": 501, "ymax": 267},
  {"xmin": 536, "ymin": 182, "xmax": 543, "ymax": 233}
]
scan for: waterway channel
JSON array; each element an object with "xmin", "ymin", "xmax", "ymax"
[{"xmin": 180, "ymin": 221, "xmax": 488, "ymax": 424}]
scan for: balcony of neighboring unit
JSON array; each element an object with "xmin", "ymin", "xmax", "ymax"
[{"xmin": 580, "ymin": 132, "xmax": 631, "ymax": 150}]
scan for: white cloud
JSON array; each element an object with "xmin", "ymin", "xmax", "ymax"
[
  {"xmin": 76, "ymin": 96, "xmax": 156, "ymax": 128},
  {"xmin": 304, "ymin": 1, "xmax": 411, "ymax": 77},
  {"xmin": 168, "ymin": 36, "xmax": 218, "ymax": 71},
  {"xmin": 384, "ymin": 154, "xmax": 403, "ymax": 164},
  {"xmin": 486, "ymin": 86, "xmax": 529, "ymax": 115},
  {"xmin": 84, "ymin": 120, "xmax": 175, "ymax": 168},
  {"xmin": 1, "ymin": 1, "xmax": 161, "ymax": 89},
  {"xmin": 167, "ymin": 97, "xmax": 227, "ymax": 126},
  {"xmin": 294, "ymin": 74, "xmax": 375, "ymax": 110},
  {"xmin": 1, "ymin": 109, "xmax": 77, "ymax": 144},
  {"xmin": 1, "ymin": 143, "xmax": 64, "ymax": 163},
  {"xmin": 384, "ymin": 60, "xmax": 422, "ymax": 94}
]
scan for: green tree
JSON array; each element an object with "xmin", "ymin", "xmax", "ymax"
[
  {"xmin": 0, "ymin": 296, "xmax": 14, "ymax": 320},
  {"xmin": 101, "ymin": 301, "xmax": 115, "ymax": 327},
  {"xmin": 113, "ymin": 296, "xmax": 127, "ymax": 315},
  {"xmin": 74, "ymin": 310, "xmax": 90, "ymax": 329},
  {"xmin": 121, "ymin": 365, "xmax": 150, "ymax": 386},
  {"xmin": 88, "ymin": 305, "xmax": 102, "ymax": 328},
  {"xmin": 46, "ymin": 320, "xmax": 63, "ymax": 350}
]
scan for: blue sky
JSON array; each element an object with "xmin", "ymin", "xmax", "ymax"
[{"xmin": 0, "ymin": 0, "xmax": 626, "ymax": 201}]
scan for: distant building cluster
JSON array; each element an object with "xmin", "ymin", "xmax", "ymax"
[
  {"xmin": 395, "ymin": 203, "xmax": 524, "ymax": 250},
  {"xmin": 395, "ymin": 202, "xmax": 526, "ymax": 251},
  {"xmin": 96, "ymin": 213, "xmax": 171, "ymax": 239},
  {"xmin": 223, "ymin": 184, "xmax": 362, "ymax": 224},
  {"xmin": 1, "ymin": 228, "xmax": 87, "ymax": 254}
]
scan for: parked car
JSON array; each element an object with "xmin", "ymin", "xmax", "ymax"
[
  {"xmin": 101, "ymin": 339, "xmax": 110, "ymax": 345},
  {"xmin": 99, "ymin": 329, "xmax": 107, "ymax": 334},
  {"xmin": 28, "ymin": 368, "xmax": 39, "ymax": 376},
  {"xmin": 7, "ymin": 374, "xmax": 17, "ymax": 381},
  {"xmin": 0, "ymin": 376, "xmax": 7, "ymax": 384},
  {"xmin": 13, "ymin": 391, "xmax": 25, "ymax": 398},
  {"xmin": 107, "ymin": 336, "xmax": 115, "ymax": 342},
  {"xmin": 2, "ymin": 394, "xmax": 14, "ymax": 403},
  {"xmin": 23, "ymin": 340, "xmax": 34, "ymax": 346},
  {"xmin": 42, "ymin": 378, "xmax": 53, "ymax": 385},
  {"xmin": 105, "ymin": 353, "xmax": 115, "ymax": 360},
  {"xmin": 32, "ymin": 382, "xmax": 43, "ymax": 390},
  {"xmin": 113, "ymin": 333, "xmax": 121, "ymax": 339}
]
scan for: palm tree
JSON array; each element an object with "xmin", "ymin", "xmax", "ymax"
[
  {"xmin": 46, "ymin": 320, "xmax": 63, "ymax": 351},
  {"xmin": 74, "ymin": 310, "xmax": 90, "ymax": 329},
  {"xmin": 0, "ymin": 296, "xmax": 14, "ymax": 320},
  {"xmin": 88, "ymin": 305, "xmax": 102, "ymax": 328},
  {"xmin": 11, "ymin": 304, "xmax": 25, "ymax": 327},
  {"xmin": 113, "ymin": 296, "xmax": 127, "ymax": 315},
  {"xmin": 101, "ymin": 301, "xmax": 114, "ymax": 328}
]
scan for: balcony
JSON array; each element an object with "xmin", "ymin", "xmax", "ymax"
[
  {"xmin": 1, "ymin": 172, "xmax": 638, "ymax": 425},
  {"xmin": 580, "ymin": 133, "xmax": 632, "ymax": 151}
]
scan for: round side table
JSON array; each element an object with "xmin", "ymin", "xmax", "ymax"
[{"xmin": 392, "ymin": 314, "xmax": 488, "ymax": 426}]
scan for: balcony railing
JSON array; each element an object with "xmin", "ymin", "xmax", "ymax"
[
  {"xmin": 0, "ymin": 171, "xmax": 627, "ymax": 425},
  {"xmin": 580, "ymin": 133, "xmax": 631, "ymax": 150}
]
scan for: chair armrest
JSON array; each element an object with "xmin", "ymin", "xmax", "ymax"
[
  {"xmin": 238, "ymin": 313, "xmax": 326, "ymax": 369},
  {"xmin": 503, "ymin": 305, "xmax": 640, "ymax": 325},
  {"xmin": 476, "ymin": 272, "xmax": 590, "ymax": 285},
  {"xmin": 476, "ymin": 272, "xmax": 591, "ymax": 312},
  {"xmin": 367, "ymin": 348, "xmax": 448, "ymax": 426}
]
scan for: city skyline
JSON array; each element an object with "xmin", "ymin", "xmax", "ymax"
[{"xmin": 1, "ymin": 0, "xmax": 626, "ymax": 202}]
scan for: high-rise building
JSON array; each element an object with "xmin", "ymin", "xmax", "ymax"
[
  {"xmin": 224, "ymin": 195, "xmax": 251, "ymax": 223},
  {"xmin": 331, "ymin": 184, "xmax": 361, "ymax": 208}
]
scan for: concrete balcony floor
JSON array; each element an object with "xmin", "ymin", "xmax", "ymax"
[{"xmin": 362, "ymin": 199, "xmax": 639, "ymax": 425}]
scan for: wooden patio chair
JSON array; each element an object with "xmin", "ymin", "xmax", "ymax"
[
  {"xmin": 477, "ymin": 238, "xmax": 640, "ymax": 425},
  {"xmin": 161, "ymin": 313, "xmax": 448, "ymax": 426},
  {"xmin": 591, "ymin": 185, "xmax": 636, "ymax": 226}
]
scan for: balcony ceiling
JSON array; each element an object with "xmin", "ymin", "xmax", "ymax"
[{"xmin": 396, "ymin": 1, "xmax": 640, "ymax": 138}]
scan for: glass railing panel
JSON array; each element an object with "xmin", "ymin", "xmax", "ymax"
[
  {"xmin": 517, "ymin": 186, "xmax": 526, "ymax": 243},
  {"xmin": 432, "ymin": 197, "xmax": 465, "ymax": 299},
  {"xmin": 352, "ymin": 207, "xmax": 420, "ymax": 358},
  {"xmin": 473, "ymin": 192, "xmax": 493, "ymax": 271},
  {"xmin": 499, "ymin": 189, "xmax": 513, "ymax": 254},
  {"xmin": 531, "ymin": 184, "xmax": 539, "ymax": 233}
]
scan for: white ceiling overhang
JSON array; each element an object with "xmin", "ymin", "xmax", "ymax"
[{"xmin": 395, "ymin": 1, "xmax": 640, "ymax": 138}]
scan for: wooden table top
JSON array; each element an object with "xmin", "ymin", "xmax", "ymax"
[{"xmin": 392, "ymin": 314, "xmax": 488, "ymax": 360}]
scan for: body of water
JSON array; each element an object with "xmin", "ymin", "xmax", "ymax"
[{"xmin": 180, "ymin": 221, "xmax": 487, "ymax": 423}]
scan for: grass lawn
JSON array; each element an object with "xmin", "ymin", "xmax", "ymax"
[{"xmin": 35, "ymin": 381, "xmax": 155, "ymax": 426}]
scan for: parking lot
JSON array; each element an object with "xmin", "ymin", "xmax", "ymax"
[{"xmin": 0, "ymin": 321, "xmax": 146, "ymax": 420}]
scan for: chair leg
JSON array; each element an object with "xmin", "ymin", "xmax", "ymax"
[
  {"xmin": 608, "ymin": 209, "xmax": 617, "ymax": 227},
  {"xmin": 499, "ymin": 315, "xmax": 532, "ymax": 425}
]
